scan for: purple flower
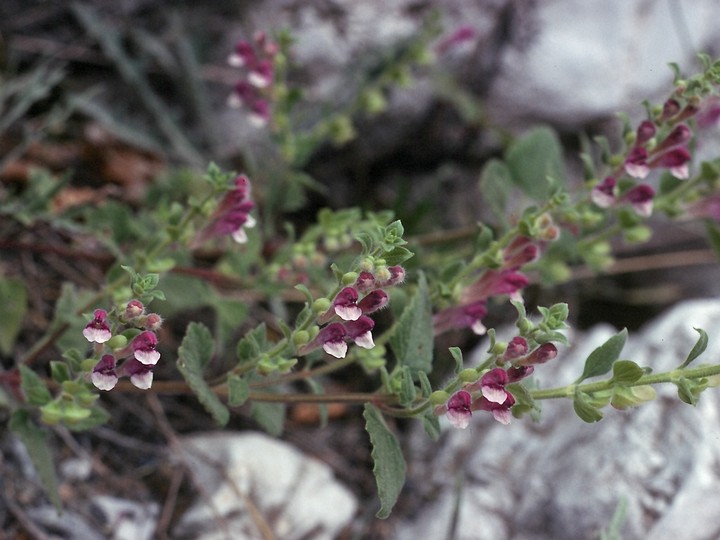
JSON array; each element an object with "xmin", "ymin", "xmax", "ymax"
[
  {"xmin": 477, "ymin": 368, "xmax": 510, "ymax": 404},
  {"xmin": 502, "ymin": 236, "xmax": 540, "ymax": 269},
  {"xmin": 121, "ymin": 358, "xmax": 154, "ymax": 390},
  {"xmin": 473, "ymin": 392, "xmax": 516, "ymax": 425},
  {"xmin": 91, "ymin": 354, "xmax": 118, "ymax": 391},
  {"xmin": 624, "ymin": 147, "xmax": 650, "ymax": 179},
  {"xmin": 375, "ymin": 265, "xmax": 406, "ymax": 288},
  {"xmin": 660, "ymin": 98, "xmax": 681, "ymax": 121},
  {"xmin": 592, "ymin": 177, "xmax": 654, "ymax": 217},
  {"xmin": 462, "ymin": 269, "xmax": 529, "ymax": 304},
  {"xmin": 649, "ymin": 147, "xmax": 691, "ymax": 179},
  {"xmin": 83, "ymin": 309, "xmax": 112, "ymax": 344},
  {"xmin": 445, "ymin": 390, "xmax": 473, "ymax": 429},
  {"xmin": 357, "ymin": 290, "xmax": 389, "ymax": 315},
  {"xmin": 697, "ymin": 97, "xmax": 720, "ymax": 129},
  {"xmin": 621, "ymin": 184, "xmax": 655, "ymax": 217},
  {"xmin": 503, "ymin": 336, "xmax": 529, "ymax": 361},
  {"xmin": 227, "ymin": 32, "xmax": 277, "ymax": 127},
  {"xmin": 124, "ymin": 300, "xmax": 144, "ymax": 320},
  {"xmin": 635, "ymin": 120, "xmax": 656, "ymax": 146},
  {"xmin": 506, "ymin": 365, "xmax": 534, "ymax": 383},
  {"xmin": 319, "ymin": 323, "xmax": 348, "ymax": 358},
  {"xmin": 354, "ymin": 271, "xmax": 377, "ymax": 292},
  {"xmin": 228, "ymin": 40, "xmax": 256, "ymax": 68},
  {"xmin": 654, "ymin": 124, "xmax": 691, "ymax": 153},
  {"xmin": 248, "ymin": 59, "xmax": 273, "ymax": 88},
  {"xmin": 323, "ymin": 287, "xmax": 362, "ymax": 322},
  {"xmin": 247, "ymin": 99, "xmax": 271, "ymax": 128},
  {"xmin": 591, "ymin": 176, "xmax": 617, "ymax": 208},
  {"xmin": 432, "ymin": 300, "xmax": 488, "ymax": 336},
  {"xmin": 195, "ymin": 175, "xmax": 256, "ymax": 246},
  {"xmin": 131, "ymin": 331, "xmax": 160, "ymax": 366},
  {"xmin": 298, "ymin": 322, "xmax": 348, "ymax": 359},
  {"xmin": 343, "ymin": 315, "xmax": 376, "ymax": 350},
  {"xmin": 516, "ymin": 343, "xmax": 558, "ymax": 366}
]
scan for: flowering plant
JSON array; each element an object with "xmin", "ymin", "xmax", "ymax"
[{"xmin": 2, "ymin": 19, "xmax": 720, "ymax": 524}]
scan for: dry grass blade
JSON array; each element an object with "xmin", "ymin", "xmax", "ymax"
[{"xmin": 71, "ymin": 3, "xmax": 204, "ymax": 166}]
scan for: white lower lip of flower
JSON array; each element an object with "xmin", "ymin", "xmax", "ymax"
[
  {"xmin": 335, "ymin": 305, "xmax": 362, "ymax": 321},
  {"xmin": 492, "ymin": 409, "xmax": 512, "ymax": 425},
  {"xmin": 447, "ymin": 410, "xmax": 471, "ymax": 429},
  {"xmin": 354, "ymin": 332, "xmax": 375, "ymax": 349},
  {"xmin": 232, "ymin": 227, "xmax": 249, "ymax": 243},
  {"xmin": 323, "ymin": 341, "xmax": 348, "ymax": 359},
  {"xmin": 625, "ymin": 163, "xmax": 650, "ymax": 179},
  {"xmin": 482, "ymin": 386, "xmax": 508, "ymax": 404},
  {"xmin": 471, "ymin": 320, "xmax": 487, "ymax": 335},
  {"xmin": 83, "ymin": 328, "xmax": 112, "ymax": 343},
  {"xmin": 130, "ymin": 372, "xmax": 153, "ymax": 390},
  {"xmin": 92, "ymin": 372, "xmax": 118, "ymax": 391},
  {"xmin": 134, "ymin": 350, "xmax": 160, "ymax": 365}
]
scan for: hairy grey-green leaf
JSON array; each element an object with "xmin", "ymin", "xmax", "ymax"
[
  {"xmin": 576, "ymin": 328, "xmax": 628, "ymax": 383},
  {"xmin": 363, "ymin": 404, "xmax": 406, "ymax": 519},
  {"xmin": 10, "ymin": 410, "xmax": 62, "ymax": 511},
  {"xmin": 177, "ymin": 322, "xmax": 229, "ymax": 426},
  {"xmin": 389, "ymin": 272, "xmax": 433, "ymax": 376}
]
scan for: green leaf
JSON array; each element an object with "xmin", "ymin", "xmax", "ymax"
[
  {"xmin": 573, "ymin": 392, "xmax": 604, "ymax": 423},
  {"xmin": 383, "ymin": 246, "xmax": 414, "ymax": 266},
  {"xmin": 10, "ymin": 410, "xmax": 62, "ymax": 511},
  {"xmin": 680, "ymin": 327, "xmax": 709, "ymax": 368},
  {"xmin": 675, "ymin": 377, "xmax": 705, "ymax": 405},
  {"xmin": 448, "ymin": 347, "xmax": 464, "ymax": 373},
  {"xmin": 227, "ymin": 374, "xmax": 250, "ymax": 407},
  {"xmin": 250, "ymin": 400, "xmax": 286, "ymax": 436},
  {"xmin": 49, "ymin": 361, "xmax": 71, "ymax": 383},
  {"xmin": 398, "ymin": 366, "xmax": 417, "ymax": 406},
  {"xmin": 177, "ymin": 322, "xmax": 229, "ymax": 426},
  {"xmin": 705, "ymin": 221, "xmax": 720, "ymax": 262},
  {"xmin": 479, "ymin": 158, "xmax": 513, "ymax": 225},
  {"xmin": 236, "ymin": 323, "xmax": 268, "ymax": 366},
  {"xmin": 611, "ymin": 360, "xmax": 645, "ymax": 384},
  {"xmin": 575, "ymin": 328, "xmax": 628, "ymax": 383},
  {"xmin": 66, "ymin": 405, "xmax": 111, "ymax": 431},
  {"xmin": 0, "ymin": 277, "xmax": 27, "ymax": 356},
  {"xmin": 19, "ymin": 365, "xmax": 52, "ymax": 406},
  {"xmin": 422, "ymin": 412, "xmax": 441, "ymax": 441},
  {"xmin": 363, "ymin": 404, "xmax": 406, "ymax": 519},
  {"xmin": 505, "ymin": 126, "xmax": 565, "ymax": 200},
  {"xmin": 389, "ymin": 272, "xmax": 433, "ymax": 376}
]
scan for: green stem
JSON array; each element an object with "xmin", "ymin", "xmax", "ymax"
[{"xmin": 530, "ymin": 363, "xmax": 720, "ymax": 400}]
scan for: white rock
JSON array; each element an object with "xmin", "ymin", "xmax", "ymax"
[
  {"xmin": 486, "ymin": 0, "xmax": 720, "ymax": 126},
  {"xmin": 173, "ymin": 431, "xmax": 357, "ymax": 540}
]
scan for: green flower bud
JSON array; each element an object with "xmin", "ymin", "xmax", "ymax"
[
  {"xmin": 623, "ymin": 225, "xmax": 653, "ymax": 244},
  {"xmin": 107, "ymin": 335, "xmax": 128, "ymax": 350},
  {"xmin": 293, "ymin": 330, "xmax": 310, "ymax": 347},
  {"xmin": 312, "ymin": 298, "xmax": 331, "ymax": 314},
  {"xmin": 459, "ymin": 368, "xmax": 479, "ymax": 383},
  {"xmin": 342, "ymin": 272, "xmax": 359, "ymax": 286},
  {"xmin": 491, "ymin": 342, "xmax": 508, "ymax": 356},
  {"xmin": 40, "ymin": 401, "xmax": 63, "ymax": 425},
  {"xmin": 429, "ymin": 390, "xmax": 450, "ymax": 406}
]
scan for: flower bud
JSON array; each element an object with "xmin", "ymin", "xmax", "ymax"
[{"xmin": 459, "ymin": 368, "xmax": 479, "ymax": 383}]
